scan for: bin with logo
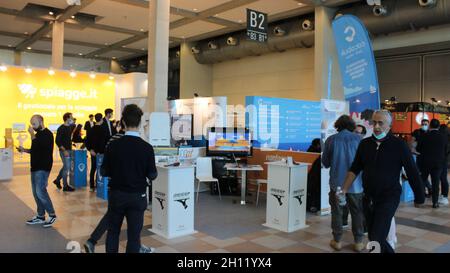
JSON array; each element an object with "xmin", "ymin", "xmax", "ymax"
[
  {"xmin": 70, "ymin": 150, "xmax": 87, "ymax": 188},
  {"xmin": 96, "ymin": 154, "xmax": 108, "ymax": 200}
]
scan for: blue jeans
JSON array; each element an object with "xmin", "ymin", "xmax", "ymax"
[
  {"xmin": 31, "ymin": 171, "xmax": 56, "ymax": 217},
  {"xmin": 56, "ymin": 150, "xmax": 71, "ymax": 187}
]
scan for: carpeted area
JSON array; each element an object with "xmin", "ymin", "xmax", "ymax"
[
  {"xmin": 194, "ymin": 192, "xmax": 267, "ymax": 240},
  {"xmin": 0, "ymin": 185, "xmax": 68, "ymax": 253}
]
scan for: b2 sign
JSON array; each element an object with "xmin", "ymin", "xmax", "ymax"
[
  {"xmin": 332, "ymin": 15, "xmax": 380, "ymax": 114},
  {"xmin": 247, "ymin": 9, "xmax": 268, "ymax": 43}
]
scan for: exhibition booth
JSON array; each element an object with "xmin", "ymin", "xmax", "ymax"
[{"xmin": 0, "ymin": 64, "xmax": 346, "ymax": 239}]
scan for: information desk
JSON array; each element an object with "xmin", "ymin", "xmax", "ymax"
[
  {"xmin": 224, "ymin": 163, "xmax": 263, "ymax": 205},
  {"xmin": 263, "ymin": 161, "xmax": 309, "ymax": 232},
  {"xmin": 150, "ymin": 164, "xmax": 197, "ymax": 239}
]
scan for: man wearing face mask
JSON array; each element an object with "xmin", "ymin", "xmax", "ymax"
[
  {"xmin": 417, "ymin": 119, "xmax": 447, "ymax": 208},
  {"xmin": 341, "ymin": 110, "xmax": 425, "ymax": 253},
  {"xmin": 412, "ymin": 119, "xmax": 432, "ymax": 196},
  {"xmin": 53, "ymin": 112, "xmax": 75, "ymax": 192},
  {"xmin": 17, "ymin": 115, "xmax": 57, "ymax": 227}
]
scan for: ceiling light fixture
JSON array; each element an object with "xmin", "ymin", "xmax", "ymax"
[
  {"xmin": 48, "ymin": 68, "xmax": 55, "ymax": 76},
  {"xmin": 70, "ymin": 70, "xmax": 76, "ymax": 78},
  {"xmin": 89, "ymin": 71, "xmax": 96, "ymax": 79},
  {"xmin": 71, "ymin": 15, "xmax": 75, "ymax": 19},
  {"xmin": 49, "ymin": 11, "xmax": 54, "ymax": 15},
  {"xmin": 25, "ymin": 67, "xmax": 32, "ymax": 74},
  {"xmin": 78, "ymin": 53, "xmax": 83, "ymax": 56},
  {"xmin": 26, "ymin": 46, "xmax": 32, "ymax": 50}
]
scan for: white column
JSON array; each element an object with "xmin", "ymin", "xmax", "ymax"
[
  {"xmin": 51, "ymin": 21, "xmax": 64, "ymax": 69},
  {"xmin": 147, "ymin": 0, "xmax": 170, "ymax": 113},
  {"xmin": 314, "ymin": 6, "xmax": 344, "ymax": 100}
]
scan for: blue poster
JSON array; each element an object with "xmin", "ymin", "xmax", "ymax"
[
  {"xmin": 245, "ymin": 96, "xmax": 321, "ymax": 152},
  {"xmin": 332, "ymin": 15, "xmax": 380, "ymax": 113}
]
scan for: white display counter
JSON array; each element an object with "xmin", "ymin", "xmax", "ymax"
[
  {"xmin": 0, "ymin": 148, "xmax": 13, "ymax": 181},
  {"xmin": 263, "ymin": 161, "xmax": 309, "ymax": 232},
  {"xmin": 150, "ymin": 164, "xmax": 197, "ymax": 239}
]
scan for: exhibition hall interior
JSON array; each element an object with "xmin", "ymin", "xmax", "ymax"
[{"xmin": 0, "ymin": 0, "xmax": 449, "ymax": 254}]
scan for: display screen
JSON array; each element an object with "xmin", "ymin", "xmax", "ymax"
[{"xmin": 207, "ymin": 127, "xmax": 252, "ymax": 157}]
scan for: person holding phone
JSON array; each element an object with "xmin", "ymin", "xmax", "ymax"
[{"xmin": 17, "ymin": 115, "xmax": 57, "ymax": 227}]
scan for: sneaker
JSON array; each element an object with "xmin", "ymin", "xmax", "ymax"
[
  {"xmin": 139, "ymin": 245, "xmax": 155, "ymax": 253},
  {"xmin": 342, "ymin": 223, "xmax": 349, "ymax": 229},
  {"xmin": 329, "ymin": 239, "xmax": 342, "ymax": 251},
  {"xmin": 63, "ymin": 186, "xmax": 75, "ymax": 192},
  {"xmin": 26, "ymin": 216, "xmax": 45, "ymax": 225},
  {"xmin": 354, "ymin": 242, "xmax": 365, "ymax": 252},
  {"xmin": 43, "ymin": 216, "xmax": 57, "ymax": 228},
  {"xmin": 53, "ymin": 180, "xmax": 62, "ymax": 190},
  {"xmin": 89, "ymin": 188, "xmax": 95, "ymax": 192},
  {"xmin": 84, "ymin": 240, "xmax": 95, "ymax": 253},
  {"xmin": 438, "ymin": 196, "xmax": 449, "ymax": 206}
]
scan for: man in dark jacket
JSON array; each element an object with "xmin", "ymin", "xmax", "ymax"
[
  {"xmin": 102, "ymin": 108, "xmax": 117, "ymax": 143},
  {"xmin": 85, "ymin": 113, "xmax": 106, "ymax": 191},
  {"xmin": 84, "ymin": 114, "xmax": 94, "ymax": 135},
  {"xmin": 417, "ymin": 119, "xmax": 447, "ymax": 208},
  {"xmin": 102, "ymin": 104, "xmax": 157, "ymax": 253},
  {"xmin": 342, "ymin": 110, "xmax": 425, "ymax": 253}
]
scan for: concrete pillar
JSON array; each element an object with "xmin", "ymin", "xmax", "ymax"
[
  {"xmin": 13, "ymin": 51, "xmax": 21, "ymax": 66},
  {"xmin": 51, "ymin": 21, "xmax": 64, "ymax": 69},
  {"xmin": 314, "ymin": 6, "xmax": 344, "ymax": 101},
  {"xmin": 179, "ymin": 42, "xmax": 213, "ymax": 99},
  {"xmin": 146, "ymin": 0, "xmax": 170, "ymax": 113}
]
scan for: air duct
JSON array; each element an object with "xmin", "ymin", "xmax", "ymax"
[
  {"xmin": 226, "ymin": 36, "xmax": 238, "ymax": 46},
  {"xmin": 419, "ymin": 0, "xmax": 437, "ymax": 8},
  {"xmin": 302, "ymin": 19, "xmax": 314, "ymax": 31},
  {"xmin": 193, "ymin": 17, "xmax": 314, "ymax": 64},
  {"xmin": 373, "ymin": 5, "xmax": 388, "ymax": 16}
]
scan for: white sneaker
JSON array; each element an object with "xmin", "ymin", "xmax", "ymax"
[{"xmin": 438, "ymin": 196, "xmax": 449, "ymax": 206}]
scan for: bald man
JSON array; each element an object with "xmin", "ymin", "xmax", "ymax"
[
  {"xmin": 17, "ymin": 115, "xmax": 57, "ymax": 228},
  {"xmin": 341, "ymin": 110, "xmax": 425, "ymax": 253}
]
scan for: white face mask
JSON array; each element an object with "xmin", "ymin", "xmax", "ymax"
[{"xmin": 422, "ymin": 125, "xmax": 429, "ymax": 131}]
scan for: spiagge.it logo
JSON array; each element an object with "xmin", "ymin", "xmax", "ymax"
[{"xmin": 18, "ymin": 83, "xmax": 37, "ymax": 99}]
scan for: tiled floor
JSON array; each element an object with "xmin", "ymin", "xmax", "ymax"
[{"xmin": 3, "ymin": 163, "xmax": 450, "ymax": 253}]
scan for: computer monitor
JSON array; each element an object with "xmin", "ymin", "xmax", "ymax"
[{"xmin": 206, "ymin": 127, "xmax": 252, "ymax": 157}]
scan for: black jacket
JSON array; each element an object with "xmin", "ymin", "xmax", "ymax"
[
  {"xmin": 417, "ymin": 129, "xmax": 446, "ymax": 169},
  {"xmin": 84, "ymin": 120, "xmax": 94, "ymax": 134},
  {"xmin": 30, "ymin": 128, "xmax": 54, "ymax": 172},
  {"xmin": 350, "ymin": 133, "xmax": 424, "ymax": 203},
  {"xmin": 55, "ymin": 124, "xmax": 72, "ymax": 151},
  {"xmin": 101, "ymin": 135, "xmax": 157, "ymax": 194},
  {"xmin": 101, "ymin": 118, "xmax": 117, "ymax": 143},
  {"xmin": 85, "ymin": 125, "xmax": 107, "ymax": 154}
]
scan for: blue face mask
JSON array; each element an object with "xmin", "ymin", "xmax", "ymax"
[
  {"xmin": 373, "ymin": 131, "xmax": 387, "ymax": 140},
  {"xmin": 422, "ymin": 125, "xmax": 428, "ymax": 131}
]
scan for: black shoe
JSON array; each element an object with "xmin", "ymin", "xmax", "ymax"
[
  {"xmin": 63, "ymin": 186, "xmax": 75, "ymax": 192},
  {"xmin": 432, "ymin": 203, "xmax": 439, "ymax": 209},
  {"xmin": 26, "ymin": 216, "xmax": 45, "ymax": 225},
  {"xmin": 53, "ymin": 180, "xmax": 62, "ymax": 189}
]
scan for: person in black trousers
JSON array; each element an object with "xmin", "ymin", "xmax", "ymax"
[
  {"xmin": 417, "ymin": 119, "xmax": 447, "ymax": 208},
  {"xmin": 412, "ymin": 118, "xmax": 432, "ymax": 195},
  {"xmin": 85, "ymin": 113, "xmax": 106, "ymax": 191},
  {"xmin": 438, "ymin": 124, "xmax": 449, "ymax": 205},
  {"xmin": 54, "ymin": 112, "xmax": 75, "ymax": 192},
  {"xmin": 342, "ymin": 110, "xmax": 425, "ymax": 253},
  {"xmin": 101, "ymin": 104, "xmax": 157, "ymax": 253}
]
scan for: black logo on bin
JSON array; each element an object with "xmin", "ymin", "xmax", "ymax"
[{"xmin": 175, "ymin": 198, "xmax": 189, "ymax": 209}]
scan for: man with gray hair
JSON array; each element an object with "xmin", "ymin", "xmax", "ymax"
[
  {"xmin": 17, "ymin": 115, "xmax": 57, "ymax": 227},
  {"xmin": 341, "ymin": 109, "xmax": 425, "ymax": 253}
]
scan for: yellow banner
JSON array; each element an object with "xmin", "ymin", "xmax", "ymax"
[{"xmin": 0, "ymin": 66, "xmax": 115, "ymax": 148}]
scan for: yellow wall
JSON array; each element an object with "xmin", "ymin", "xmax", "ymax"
[
  {"xmin": 0, "ymin": 66, "xmax": 115, "ymax": 148},
  {"xmin": 212, "ymin": 48, "xmax": 316, "ymax": 106}
]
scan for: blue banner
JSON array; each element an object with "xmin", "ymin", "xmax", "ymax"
[
  {"xmin": 332, "ymin": 15, "xmax": 380, "ymax": 113},
  {"xmin": 245, "ymin": 96, "xmax": 321, "ymax": 152}
]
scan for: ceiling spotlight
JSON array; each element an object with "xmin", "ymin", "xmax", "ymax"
[
  {"xmin": 273, "ymin": 26, "xmax": 286, "ymax": 36},
  {"xmin": 71, "ymin": 15, "xmax": 75, "ymax": 19},
  {"xmin": 193, "ymin": 8, "xmax": 198, "ymax": 11},
  {"xmin": 48, "ymin": 11, "xmax": 54, "ymax": 15},
  {"xmin": 26, "ymin": 46, "xmax": 32, "ymax": 50},
  {"xmin": 355, "ymin": 99, "xmax": 361, "ymax": 103},
  {"xmin": 78, "ymin": 53, "xmax": 83, "ymax": 56},
  {"xmin": 89, "ymin": 71, "xmax": 96, "ymax": 79},
  {"xmin": 48, "ymin": 68, "xmax": 55, "ymax": 76},
  {"xmin": 140, "ymin": 28, "xmax": 144, "ymax": 32},
  {"xmin": 226, "ymin": 36, "xmax": 238, "ymax": 46},
  {"xmin": 0, "ymin": 65, "xmax": 7, "ymax": 72},
  {"xmin": 384, "ymin": 99, "xmax": 389, "ymax": 103},
  {"xmin": 207, "ymin": 41, "xmax": 218, "ymax": 50},
  {"xmin": 191, "ymin": 46, "xmax": 200, "ymax": 54},
  {"xmin": 112, "ymin": 56, "xmax": 116, "ymax": 59},
  {"xmin": 373, "ymin": 5, "xmax": 388, "ymax": 16},
  {"xmin": 419, "ymin": 0, "xmax": 437, "ymax": 8},
  {"xmin": 25, "ymin": 67, "xmax": 32, "ymax": 74},
  {"xmin": 7, "ymin": 44, "xmax": 12, "ymax": 47},
  {"xmin": 70, "ymin": 70, "xmax": 76, "ymax": 78},
  {"xmin": 24, "ymin": 32, "xmax": 29, "ymax": 35},
  {"xmin": 437, "ymin": 100, "xmax": 442, "ymax": 103},
  {"xmin": 302, "ymin": 19, "xmax": 314, "ymax": 31}
]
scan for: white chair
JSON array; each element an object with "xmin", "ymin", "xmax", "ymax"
[
  {"xmin": 195, "ymin": 157, "xmax": 221, "ymax": 202},
  {"xmin": 256, "ymin": 179, "xmax": 267, "ymax": 207}
]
